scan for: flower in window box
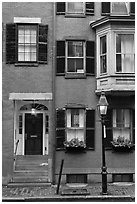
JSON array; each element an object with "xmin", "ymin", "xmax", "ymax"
[
  {"xmin": 111, "ymin": 136, "xmax": 134, "ymax": 152},
  {"xmin": 64, "ymin": 138, "xmax": 86, "ymax": 149}
]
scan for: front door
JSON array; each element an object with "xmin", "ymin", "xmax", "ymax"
[{"xmin": 25, "ymin": 113, "xmax": 43, "ymax": 155}]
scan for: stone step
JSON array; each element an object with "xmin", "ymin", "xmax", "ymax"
[
  {"xmin": 13, "ymin": 171, "xmax": 48, "ymax": 177},
  {"xmin": 11, "ymin": 176, "xmax": 49, "ymax": 183},
  {"xmin": 8, "ymin": 182, "xmax": 51, "ymax": 187},
  {"xmin": 15, "ymin": 164, "xmax": 48, "ymax": 171}
]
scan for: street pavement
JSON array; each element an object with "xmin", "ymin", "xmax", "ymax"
[{"xmin": 2, "ymin": 182, "xmax": 135, "ymax": 202}]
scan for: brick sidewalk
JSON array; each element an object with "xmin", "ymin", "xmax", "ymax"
[{"xmin": 2, "ymin": 182, "xmax": 135, "ymax": 199}]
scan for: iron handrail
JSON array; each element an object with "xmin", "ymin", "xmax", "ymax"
[
  {"xmin": 13, "ymin": 140, "xmax": 19, "ymax": 172},
  {"xmin": 14, "ymin": 139, "xmax": 19, "ymax": 157}
]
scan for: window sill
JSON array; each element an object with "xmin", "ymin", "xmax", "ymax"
[
  {"xmin": 15, "ymin": 63, "xmax": 39, "ymax": 67},
  {"xmin": 65, "ymin": 14, "xmax": 86, "ymax": 18},
  {"xmin": 65, "ymin": 73, "xmax": 87, "ymax": 79}
]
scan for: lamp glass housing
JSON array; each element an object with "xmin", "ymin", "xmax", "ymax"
[{"xmin": 98, "ymin": 92, "xmax": 108, "ymax": 116}]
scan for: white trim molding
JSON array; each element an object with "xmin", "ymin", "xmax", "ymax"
[
  {"xmin": 9, "ymin": 93, "xmax": 53, "ymax": 100},
  {"xmin": 14, "ymin": 17, "xmax": 41, "ymax": 24}
]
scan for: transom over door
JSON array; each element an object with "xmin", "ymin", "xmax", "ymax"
[{"xmin": 25, "ymin": 113, "xmax": 43, "ymax": 155}]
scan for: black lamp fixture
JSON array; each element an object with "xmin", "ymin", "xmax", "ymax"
[{"xmin": 97, "ymin": 91, "xmax": 109, "ymax": 195}]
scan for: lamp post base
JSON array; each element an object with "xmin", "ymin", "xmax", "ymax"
[{"xmin": 102, "ymin": 166, "xmax": 107, "ymax": 195}]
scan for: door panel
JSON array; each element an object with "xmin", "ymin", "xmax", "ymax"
[{"xmin": 25, "ymin": 113, "xmax": 43, "ymax": 155}]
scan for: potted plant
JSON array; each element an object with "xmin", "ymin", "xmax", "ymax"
[
  {"xmin": 111, "ymin": 136, "xmax": 135, "ymax": 152},
  {"xmin": 64, "ymin": 138, "xmax": 86, "ymax": 152}
]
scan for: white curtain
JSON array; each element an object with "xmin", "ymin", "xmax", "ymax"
[{"xmin": 121, "ymin": 35, "xmax": 134, "ymax": 73}]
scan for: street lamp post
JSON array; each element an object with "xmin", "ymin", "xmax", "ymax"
[{"xmin": 98, "ymin": 91, "xmax": 109, "ymax": 195}]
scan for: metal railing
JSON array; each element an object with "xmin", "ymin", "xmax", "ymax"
[{"xmin": 13, "ymin": 140, "xmax": 19, "ymax": 171}]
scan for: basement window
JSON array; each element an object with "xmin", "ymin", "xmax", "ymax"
[
  {"xmin": 112, "ymin": 174, "xmax": 133, "ymax": 182},
  {"xmin": 66, "ymin": 174, "xmax": 87, "ymax": 183}
]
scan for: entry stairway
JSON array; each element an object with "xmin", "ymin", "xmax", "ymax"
[{"xmin": 8, "ymin": 155, "xmax": 50, "ymax": 187}]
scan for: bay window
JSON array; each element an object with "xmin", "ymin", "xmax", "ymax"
[
  {"xmin": 100, "ymin": 35, "xmax": 107, "ymax": 74},
  {"xmin": 116, "ymin": 34, "xmax": 135, "ymax": 73},
  {"xmin": 66, "ymin": 41, "xmax": 85, "ymax": 73}
]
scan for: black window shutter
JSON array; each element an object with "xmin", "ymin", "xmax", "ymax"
[
  {"xmin": 38, "ymin": 25, "xmax": 48, "ymax": 64},
  {"xmin": 102, "ymin": 2, "xmax": 110, "ymax": 15},
  {"xmin": 56, "ymin": 41, "xmax": 65, "ymax": 74},
  {"xmin": 86, "ymin": 2, "xmax": 94, "ymax": 15},
  {"xmin": 130, "ymin": 2, "xmax": 135, "ymax": 15},
  {"xmin": 132, "ymin": 109, "xmax": 135, "ymax": 144},
  {"xmin": 86, "ymin": 109, "xmax": 95, "ymax": 149},
  {"xmin": 86, "ymin": 41, "xmax": 95, "ymax": 75},
  {"xmin": 6, "ymin": 24, "xmax": 16, "ymax": 64},
  {"xmin": 105, "ymin": 109, "xmax": 112, "ymax": 148},
  {"xmin": 56, "ymin": 2, "xmax": 65, "ymax": 15},
  {"xmin": 56, "ymin": 109, "xmax": 65, "ymax": 148}
]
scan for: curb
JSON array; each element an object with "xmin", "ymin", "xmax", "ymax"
[{"xmin": 2, "ymin": 195, "xmax": 135, "ymax": 202}]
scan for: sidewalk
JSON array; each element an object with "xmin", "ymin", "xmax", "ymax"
[{"xmin": 2, "ymin": 182, "xmax": 135, "ymax": 202}]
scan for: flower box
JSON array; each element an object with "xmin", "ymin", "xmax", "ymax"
[
  {"xmin": 64, "ymin": 138, "xmax": 86, "ymax": 153},
  {"xmin": 111, "ymin": 136, "xmax": 135, "ymax": 153}
]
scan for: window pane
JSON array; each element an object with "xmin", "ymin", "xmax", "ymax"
[
  {"xmin": 68, "ymin": 41, "xmax": 83, "ymax": 57},
  {"xmin": 111, "ymin": 2, "xmax": 129, "ymax": 15},
  {"xmin": 100, "ymin": 55, "xmax": 107, "ymax": 73},
  {"xmin": 25, "ymin": 35, "xmax": 30, "ymax": 43},
  {"xmin": 31, "ymin": 53, "xmax": 36, "ymax": 61},
  {"xmin": 100, "ymin": 36, "xmax": 106, "ymax": 54},
  {"xmin": 67, "ymin": 2, "xmax": 84, "ymax": 13},
  {"xmin": 68, "ymin": 42, "xmax": 75, "ymax": 57},
  {"xmin": 18, "ymin": 45, "xmax": 24, "ymax": 52},
  {"xmin": 68, "ymin": 59, "xmax": 75, "ymax": 72},
  {"xmin": 71, "ymin": 109, "xmax": 79, "ymax": 127},
  {"xmin": 18, "ymin": 53, "xmax": 24, "ymax": 61},
  {"xmin": 116, "ymin": 54, "xmax": 121, "ymax": 72},
  {"xmin": 25, "ymin": 52, "xmax": 30, "ymax": 61},
  {"xmin": 18, "ymin": 35, "xmax": 24, "ymax": 43},
  {"xmin": 31, "ymin": 35, "xmax": 36, "ymax": 43},
  {"xmin": 76, "ymin": 59, "xmax": 83, "ymax": 71}
]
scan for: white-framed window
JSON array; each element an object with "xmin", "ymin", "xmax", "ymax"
[
  {"xmin": 66, "ymin": 2, "xmax": 85, "ymax": 15},
  {"xmin": 66, "ymin": 41, "xmax": 85, "ymax": 73},
  {"xmin": 100, "ymin": 35, "xmax": 107, "ymax": 74},
  {"xmin": 111, "ymin": 2, "xmax": 130, "ymax": 16},
  {"xmin": 113, "ymin": 109, "xmax": 132, "ymax": 141},
  {"xmin": 116, "ymin": 34, "xmax": 135, "ymax": 73},
  {"xmin": 18, "ymin": 25, "xmax": 37, "ymax": 62},
  {"xmin": 66, "ymin": 109, "xmax": 85, "ymax": 141}
]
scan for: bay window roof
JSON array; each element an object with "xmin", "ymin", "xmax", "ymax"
[{"xmin": 90, "ymin": 16, "xmax": 135, "ymax": 29}]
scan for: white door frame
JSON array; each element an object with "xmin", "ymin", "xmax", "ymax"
[{"xmin": 17, "ymin": 110, "xmax": 48, "ymax": 155}]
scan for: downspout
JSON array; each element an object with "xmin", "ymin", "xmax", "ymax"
[{"xmin": 51, "ymin": 2, "xmax": 56, "ymax": 184}]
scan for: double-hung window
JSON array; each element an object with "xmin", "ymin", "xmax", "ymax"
[
  {"xmin": 116, "ymin": 34, "xmax": 135, "ymax": 73},
  {"xmin": 56, "ymin": 108, "xmax": 95, "ymax": 149},
  {"xmin": 18, "ymin": 25, "xmax": 37, "ymax": 62},
  {"xmin": 6, "ymin": 22, "xmax": 48, "ymax": 64},
  {"xmin": 66, "ymin": 2, "xmax": 85, "ymax": 15},
  {"xmin": 56, "ymin": 2, "xmax": 94, "ymax": 16},
  {"xmin": 66, "ymin": 109, "xmax": 85, "ymax": 142},
  {"xmin": 66, "ymin": 41, "xmax": 85, "ymax": 73},
  {"xmin": 100, "ymin": 35, "xmax": 107, "ymax": 74}
]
